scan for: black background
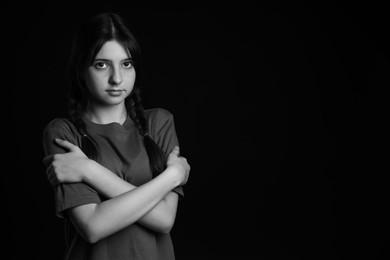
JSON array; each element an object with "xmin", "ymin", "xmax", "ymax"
[{"xmin": 1, "ymin": 1, "xmax": 388, "ymax": 259}]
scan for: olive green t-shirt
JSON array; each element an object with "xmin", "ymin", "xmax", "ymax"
[{"xmin": 42, "ymin": 108, "xmax": 183, "ymax": 260}]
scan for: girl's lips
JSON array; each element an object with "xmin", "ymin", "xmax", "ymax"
[
  {"xmin": 106, "ymin": 88, "xmax": 125, "ymax": 91},
  {"xmin": 106, "ymin": 89, "xmax": 125, "ymax": 96}
]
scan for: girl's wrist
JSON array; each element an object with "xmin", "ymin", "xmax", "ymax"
[
  {"xmin": 163, "ymin": 165, "xmax": 182, "ymax": 188},
  {"xmin": 82, "ymin": 159, "xmax": 97, "ymax": 183}
]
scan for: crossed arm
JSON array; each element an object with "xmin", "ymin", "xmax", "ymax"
[
  {"xmin": 79, "ymin": 159, "xmax": 180, "ymax": 234},
  {"xmin": 46, "ymin": 139, "xmax": 190, "ymax": 243}
]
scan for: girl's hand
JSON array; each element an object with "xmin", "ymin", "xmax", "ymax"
[
  {"xmin": 166, "ymin": 146, "xmax": 190, "ymax": 186},
  {"xmin": 45, "ymin": 139, "xmax": 92, "ymax": 186}
]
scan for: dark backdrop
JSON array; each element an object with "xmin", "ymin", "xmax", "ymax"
[{"xmin": 1, "ymin": 1, "xmax": 388, "ymax": 259}]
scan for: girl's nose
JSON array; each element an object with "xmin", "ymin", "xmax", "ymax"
[{"xmin": 109, "ymin": 68, "xmax": 122, "ymax": 85}]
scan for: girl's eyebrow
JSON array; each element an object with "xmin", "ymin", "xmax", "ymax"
[
  {"xmin": 93, "ymin": 58, "xmax": 133, "ymax": 62},
  {"xmin": 93, "ymin": 58, "xmax": 111, "ymax": 63}
]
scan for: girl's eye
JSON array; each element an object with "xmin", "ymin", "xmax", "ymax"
[
  {"xmin": 94, "ymin": 62, "xmax": 108, "ymax": 69},
  {"xmin": 123, "ymin": 61, "xmax": 133, "ymax": 69}
]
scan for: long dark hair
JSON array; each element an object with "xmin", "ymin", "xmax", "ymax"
[{"xmin": 67, "ymin": 12, "xmax": 165, "ymax": 178}]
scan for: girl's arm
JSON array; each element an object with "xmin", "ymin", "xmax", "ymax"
[
  {"xmin": 69, "ymin": 164, "xmax": 185, "ymax": 244},
  {"xmin": 80, "ymin": 158, "xmax": 179, "ymax": 234},
  {"xmin": 48, "ymin": 139, "xmax": 189, "ymax": 242}
]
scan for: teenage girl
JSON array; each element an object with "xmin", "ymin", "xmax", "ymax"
[{"xmin": 42, "ymin": 12, "xmax": 190, "ymax": 260}]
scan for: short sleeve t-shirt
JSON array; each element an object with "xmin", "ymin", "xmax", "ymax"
[{"xmin": 42, "ymin": 108, "xmax": 183, "ymax": 260}]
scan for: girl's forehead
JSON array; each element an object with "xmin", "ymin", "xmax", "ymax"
[{"xmin": 95, "ymin": 40, "xmax": 131, "ymax": 59}]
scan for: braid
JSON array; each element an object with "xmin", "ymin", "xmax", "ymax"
[
  {"xmin": 127, "ymin": 89, "xmax": 166, "ymax": 178},
  {"xmin": 68, "ymin": 91, "xmax": 100, "ymax": 161},
  {"xmin": 127, "ymin": 88, "xmax": 147, "ymax": 136}
]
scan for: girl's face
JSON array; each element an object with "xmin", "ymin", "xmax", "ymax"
[{"xmin": 83, "ymin": 40, "xmax": 136, "ymax": 107}]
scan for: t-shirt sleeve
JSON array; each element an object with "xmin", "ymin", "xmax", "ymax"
[
  {"xmin": 42, "ymin": 119, "xmax": 101, "ymax": 218},
  {"xmin": 149, "ymin": 109, "xmax": 184, "ymax": 198}
]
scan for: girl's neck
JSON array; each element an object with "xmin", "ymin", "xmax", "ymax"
[{"xmin": 85, "ymin": 103, "xmax": 127, "ymax": 125}]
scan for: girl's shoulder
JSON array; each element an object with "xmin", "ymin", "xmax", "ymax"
[
  {"xmin": 144, "ymin": 108, "xmax": 175, "ymax": 136},
  {"xmin": 44, "ymin": 118, "xmax": 72, "ymax": 129},
  {"xmin": 144, "ymin": 108, "xmax": 174, "ymax": 121},
  {"xmin": 43, "ymin": 118, "xmax": 81, "ymax": 137}
]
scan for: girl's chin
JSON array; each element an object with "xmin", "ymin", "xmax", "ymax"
[{"xmin": 89, "ymin": 98, "xmax": 127, "ymax": 107}]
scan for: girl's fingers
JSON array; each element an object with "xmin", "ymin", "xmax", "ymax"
[
  {"xmin": 42, "ymin": 154, "xmax": 54, "ymax": 166},
  {"xmin": 46, "ymin": 165, "xmax": 59, "ymax": 187},
  {"xmin": 170, "ymin": 146, "xmax": 180, "ymax": 156},
  {"xmin": 55, "ymin": 138, "xmax": 78, "ymax": 152}
]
